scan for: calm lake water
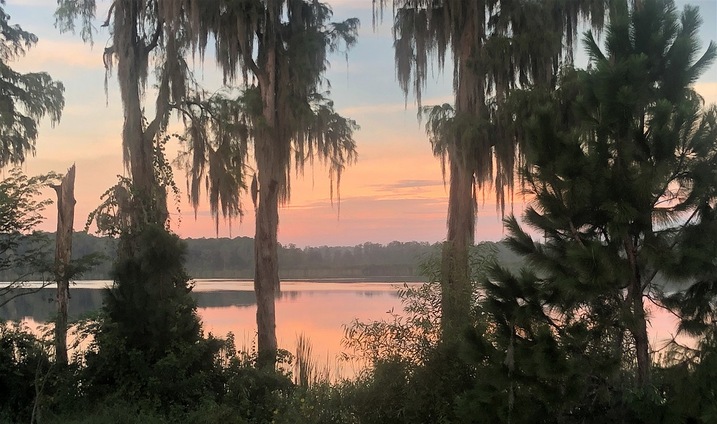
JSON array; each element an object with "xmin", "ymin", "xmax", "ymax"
[
  {"xmin": 1, "ymin": 280, "xmax": 421, "ymax": 377},
  {"xmin": 1, "ymin": 279, "xmax": 686, "ymax": 377}
]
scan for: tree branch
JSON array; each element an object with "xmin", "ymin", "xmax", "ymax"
[
  {"xmin": 144, "ymin": 67, "xmax": 171, "ymax": 143},
  {"xmin": 0, "ymin": 279, "xmax": 52, "ymax": 309},
  {"xmin": 101, "ymin": 1, "xmax": 116, "ymax": 28},
  {"xmin": 145, "ymin": 18, "xmax": 164, "ymax": 53}
]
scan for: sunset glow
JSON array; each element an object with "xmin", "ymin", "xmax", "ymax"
[{"xmin": 4, "ymin": 0, "xmax": 716, "ymax": 247}]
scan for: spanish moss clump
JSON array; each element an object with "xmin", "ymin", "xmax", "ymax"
[
  {"xmin": 374, "ymin": 0, "xmax": 613, "ymax": 342},
  {"xmin": 178, "ymin": 0, "xmax": 360, "ymax": 367}
]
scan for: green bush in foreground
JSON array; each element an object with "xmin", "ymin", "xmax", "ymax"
[{"xmin": 80, "ymin": 225, "xmax": 224, "ymax": 411}]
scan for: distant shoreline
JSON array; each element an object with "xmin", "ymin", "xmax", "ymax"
[
  {"xmin": 1, "ymin": 277, "xmax": 428, "ymax": 289},
  {"xmin": 193, "ymin": 276, "xmax": 428, "ymax": 283}
]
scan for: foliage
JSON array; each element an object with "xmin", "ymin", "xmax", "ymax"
[
  {"xmin": 458, "ymin": 264, "xmax": 631, "ymax": 423},
  {"xmin": 0, "ymin": 234, "xmax": 449, "ymax": 282},
  {"xmin": 456, "ymin": 1, "xmax": 717, "ymax": 420},
  {"xmin": 373, "ymin": 0, "xmax": 613, "ymax": 345},
  {"xmin": 0, "ymin": 321, "xmax": 52, "ymax": 423},
  {"xmin": 657, "ymin": 335, "xmax": 717, "ymax": 423},
  {"xmin": 80, "ymin": 225, "xmax": 224, "ymax": 411},
  {"xmin": 182, "ymin": 0, "xmax": 360, "ymax": 204},
  {"xmin": 205, "ymin": 333, "xmax": 296, "ymax": 424},
  {"xmin": 338, "ymin": 243, "xmax": 494, "ymax": 423},
  {"xmin": 0, "ymin": 1, "xmax": 65, "ymax": 167},
  {"xmin": 176, "ymin": 86, "xmax": 359, "ymax": 225},
  {"xmin": 0, "ymin": 168, "xmax": 59, "ymax": 308},
  {"xmin": 343, "ymin": 243, "xmax": 494, "ymax": 367},
  {"xmin": 83, "ymin": 119, "xmax": 182, "ymax": 239}
]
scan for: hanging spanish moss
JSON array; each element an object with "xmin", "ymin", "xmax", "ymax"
[
  {"xmin": 57, "ymin": 0, "xmax": 359, "ymax": 369},
  {"xmin": 374, "ymin": 0, "xmax": 614, "ymax": 340},
  {"xmin": 178, "ymin": 0, "xmax": 359, "ymax": 367}
]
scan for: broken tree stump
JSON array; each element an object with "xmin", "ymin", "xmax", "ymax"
[{"xmin": 52, "ymin": 164, "xmax": 76, "ymax": 365}]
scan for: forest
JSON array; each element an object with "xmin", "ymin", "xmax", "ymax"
[
  {"xmin": 0, "ymin": 232, "xmax": 453, "ymax": 280},
  {"xmin": 2, "ymin": 0, "xmax": 717, "ymax": 423}
]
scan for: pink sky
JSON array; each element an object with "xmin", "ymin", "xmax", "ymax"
[{"xmin": 4, "ymin": 0, "xmax": 717, "ymax": 247}]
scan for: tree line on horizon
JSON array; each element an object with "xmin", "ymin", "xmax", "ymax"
[{"xmin": 1, "ymin": 231, "xmax": 460, "ymax": 280}]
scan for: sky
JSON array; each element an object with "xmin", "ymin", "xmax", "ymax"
[{"xmin": 3, "ymin": 0, "xmax": 717, "ymax": 248}]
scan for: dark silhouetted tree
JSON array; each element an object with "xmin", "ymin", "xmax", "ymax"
[
  {"xmin": 0, "ymin": 1, "xmax": 64, "ymax": 167},
  {"xmin": 498, "ymin": 0, "xmax": 716, "ymax": 389},
  {"xmin": 178, "ymin": 0, "xmax": 359, "ymax": 367},
  {"xmin": 373, "ymin": 0, "xmax": 613, "ymax": 342}
]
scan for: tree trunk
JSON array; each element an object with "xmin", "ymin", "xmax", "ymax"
[
  {"xmin": 52, "ymin": 164, "xmax": 76, "ymax": 365},
  {"xmin": 254, "ymin": 29, "xmax": 280, "ymax": 368},
  {"xmin": 631, "ymin": 281, "xmax": 650, "ymax": 386},
  {"xmin": 115, "ymin": 1, "xmax": 166, "ymax": 228},
  {"xmin": 254, "ymin": 159, "xmax": 280, "ymax": 369},
  {"xmin": 440, "ymin": 24, "xmax": 480, "ymax": 342},
  {"xmin": 440, "ymin": 157, "xmax": 475, "ymax": 341},
  {"xmin": 625, "ymin": 236, "xmax": 650, "ymax": 386}
]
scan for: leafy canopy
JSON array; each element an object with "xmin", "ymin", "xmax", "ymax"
[
  {"xmin": 0, "ymin": 1, "xmax": 65, "ymax": 167},
  {"xmin": 0, "ymin": 168, "xmax": 60, "ymax": 308},
  {"xmin": 477, "ymin": 0, "xmax": 717, "ymax": 413}
]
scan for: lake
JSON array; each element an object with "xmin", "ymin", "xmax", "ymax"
[
  {"xmin": 1, "ymin": 279, "xmax": 686, "ymax": 377},
  {"xmin": 1, "ymin": 280, "xmax": 421, "ymax": 377}
]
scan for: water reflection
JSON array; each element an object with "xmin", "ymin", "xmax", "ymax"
[
  {"xmin": 1, "ymin": 280, "xmax": 688, "ymax": 377},
  {"xmin": 1, "ymin": 288, "xmax": 104, "ymax": 321},
  {"xmin": 1, "ymin": 280, "xmax": 415, "ymax": 377},
  {"xmin": 0, "ymin": 280, "xmax": 408, "ymax": 322}
]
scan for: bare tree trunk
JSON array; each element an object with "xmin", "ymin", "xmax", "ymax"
[
  {"xmin": 254, "ymin": 153, "xmax": 280, "ymax": 368},
  {"xmin": 254, "ymin": 28, "xmax": 280, "ymax": 368},
  {"xmin": 441, "ymin": 158, "xmax": 475, "ymax": 341},
  {"xmin": 52, "ymin": 164, "xmax": 76, "ymax": 366}
]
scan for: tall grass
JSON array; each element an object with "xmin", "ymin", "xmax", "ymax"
[{"xmin": 295, "ymin": 333, "xmax": 334, "ymax": 386}]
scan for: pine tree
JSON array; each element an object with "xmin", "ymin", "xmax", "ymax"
[
  {"xmin": 496, "ymin": 0, "xmax": 716, "ymax": 392},
  {"xmin": 83, "ymin": 224, "xmax": 223, "ymax": 407}
]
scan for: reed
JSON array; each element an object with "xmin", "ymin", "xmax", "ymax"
[{"xmin": 295, "ymin": 333, "xmax": 334, "ymax": 386}]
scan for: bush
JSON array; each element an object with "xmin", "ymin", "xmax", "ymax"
[
  {"xmin": 81, "ymin": 225, "xmax": 224, "ymax": 411},
  {"xmin": 0, "ymin": 321, "xmax": 51, "ymax": 423}
]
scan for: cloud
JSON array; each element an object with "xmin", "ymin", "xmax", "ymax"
[
  {"xmin": 13, "ymin": 39, "xmax": 102, "ymax": 72},
  {"xmin": 371, "ymin": 178, "xmax": 444, "ymax": 192}
]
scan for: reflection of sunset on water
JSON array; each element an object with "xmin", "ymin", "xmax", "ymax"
[
  {"xmin": 196, "ymin": 282, "xmax": 414, "ymax": 378},
  {"xmin": 4, "ymin": 281, "xmax": 701, "ymax": 377}
]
